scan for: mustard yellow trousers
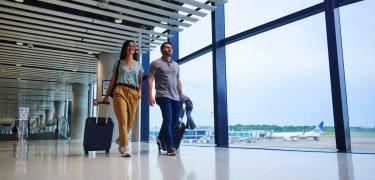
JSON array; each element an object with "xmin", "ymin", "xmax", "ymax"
[{"xmin": 113, "ymin": 86, "xmax": 140, "ymax": 147}]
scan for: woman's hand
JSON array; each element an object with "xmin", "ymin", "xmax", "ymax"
[{"xmin": 103, "ymin": 96, "xmax": 109, "ymax": 103}]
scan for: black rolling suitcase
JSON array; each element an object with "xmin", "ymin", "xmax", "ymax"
[
  {"xmin": 173, "ymin": 121, "xmax": 186, "ymax": 150},
  {"xmin": 157, "ymin": 121, "xmax": 186, "ymax": 151},
  {"xmin": 83, "ymin": 102, "xmax": 114, "ymax": 156}
]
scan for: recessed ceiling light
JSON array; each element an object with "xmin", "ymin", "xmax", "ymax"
[
  {"xmin": 15, "ymin": 0, "xmax": 24, "ymax": 3},
  {"xmin": 16, "ymin": 64, "xmax": 22, "ymax": 67},
  {"xmin": 115, "ymin": 18, "xmax": 123, "ymax": 24},
  {"xmin": 87, "ymin": 51, "xmax": 94, "ymax": 55},
  {"xmin": 97, "ymin": 2, "xmax": 109, "ymax": 9},
  {"xmin": 16, "ymin": 42, "xmax": 23, "ymax": 46}
]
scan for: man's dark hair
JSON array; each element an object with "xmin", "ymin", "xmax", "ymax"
[{"xmin": 160, "ymin": 42, "xmax": 173, "ymax": 51}]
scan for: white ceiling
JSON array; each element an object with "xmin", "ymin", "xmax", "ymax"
[{"xmin": 0, "ymin": 0, "xmax": 227, "ymax": 123}]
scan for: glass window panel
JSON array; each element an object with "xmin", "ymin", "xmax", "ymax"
[
  {"xmin": 179, "ymin": 13, "xmax": 212, "ymax": 58},
  {"xmin": 340, "ymin": 0, "xmax": 375, "ymax": 153},
  {"xmin": 226, "ymin": 13, "xmax": 336, "ymax": 150},
  {"xmin": 180, "ymin": 52, "xmax": 214, "ymax": 145},
  {"xmin": 225, "ymin": 0, "xmax": 323, "ymax": 37}
]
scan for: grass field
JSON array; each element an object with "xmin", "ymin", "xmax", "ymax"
[{"xmin": 323, "ymin": 129, "xmax": 375, "ymax": 138}]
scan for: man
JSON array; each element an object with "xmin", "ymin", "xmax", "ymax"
[{"xmin": 148, "ymin": 42, "xmax": 182, "ymax": 156}]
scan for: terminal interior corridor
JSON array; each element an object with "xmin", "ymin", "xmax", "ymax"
[
  {"xmin": 1, "ymin": 0, "xmax": 375, "ymax": 180},
  {"xmin": 0, "ymin": 140, "xmax": 374, "ymax": 180}
]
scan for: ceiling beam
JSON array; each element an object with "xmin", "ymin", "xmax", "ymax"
[
  {"xmin": 0, "ymin": 0, "xmax": 171, "ymax": 38},
  {"xmin": 174, "ymin": 0, "xmax": 216, "ymax": 11},
  {"xmin": 72, "ymin": 0, "xmax": 191, "ymax": 27},
  {"xmin": 139, "ymin": 0, "xmax": 207, "ymax": 17},
  {"xmin": 109, "ymin": 0, "xmax": 199, "ymax": 22},
  {"xmin": 38, "ymin": 0, "xmax": 183, "ymax": 31}
]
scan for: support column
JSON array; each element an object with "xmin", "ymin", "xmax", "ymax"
[
  {"xmin": 34, "ymin": 118, "xmax": 39, "ymax": 130},
  {"xmin": 45, "ymin": 101, "xmax": 53, "ymax": 122},
  {"xmin": 212, "ymin": 2, "xmax": 229, "ymax": 147},
  {"xmin": 168, "ymin": 28, "xmax": 179, "ymax": 61},
  {"xmin": 45, "ymin": 109, "xmax": 52, "ymax": 122},
  {"xmin": 39, "ymin": 114, "xmax": 45, "ymax": 125},
  {"xmin": 29, "ymin": 102, "xmax": 38, "ymax": 130},
  {"xmin": 54, "ymin": 101, "xmax": 65, "ymax": 133},
  {"xmin": 141, "ymin": 51, "xmax": 150, "ymax": 142},
  {"xmin": 325, "ymin": 0, "xmax": 351, "ymax": 152},
  {"xmin": 39, "ymin": 101, "xmax": 46, "ymax": 125},
  {"xmin": 71, "ymin": 83, "xmax": 89, "ymax": 139},
  {"xmin": 54, "ymin": 101, "xmax": 65, "ymax": 120}
]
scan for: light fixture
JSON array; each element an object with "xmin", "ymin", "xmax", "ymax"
[
  {"xmin": 115, "ymin": 11, "xmax": 123, "ymax": 24},
  {"xmin": 16, "ymin": 64, "xmax": 22, "ymax": 67},
  {"xmin": 16, "ymin": 42, "xmax": 23, "ymax": 46},
  {"xmin": 15, "ymin": 0, "xmax": 24, "ymax": 3},
  {"xmin": 87, "ymin": 51, "xmax": 94, "ymax": 55},
  {"xmin": 97, "ymin": 3, "xmax": 109, "ymax": 9},
  {"xmin": 114, "ymin": 18, "xmax": 123, "ymax": 24}
]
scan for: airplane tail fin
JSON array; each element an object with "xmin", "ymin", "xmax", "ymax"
[{"xmin": 312, "ymin": 121, "xmax": 324, "ymax": 133}]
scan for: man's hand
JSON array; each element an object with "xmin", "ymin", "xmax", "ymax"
[
  {"xmin": 147, "ymin": 75, "xmax": 155, "ymax": 106},
  {"xmin": 148, "ymin": 95, "xmax": 155, "ymax": 106}
]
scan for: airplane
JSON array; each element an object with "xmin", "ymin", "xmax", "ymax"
[{"xmin": 268, "ymin": 121, "xmax": 324, "ymax": 142}]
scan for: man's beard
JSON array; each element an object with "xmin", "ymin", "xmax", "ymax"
[{"xmin": 163, "ymin": 52, "xmax": 172, "ymax": 57}]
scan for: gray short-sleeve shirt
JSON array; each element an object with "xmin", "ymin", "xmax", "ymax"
[
  {"xmin": 112, "ymin": 60, "xmax": 144, "ymax": 87},
  {"xmin": 148, "ymin": 58, "xmax": 180, "ymax": 101}
]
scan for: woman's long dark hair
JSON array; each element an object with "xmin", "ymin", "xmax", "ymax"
[{"xmin": 119, "ymin": 40, "xmax": 138, "ymax": 61}]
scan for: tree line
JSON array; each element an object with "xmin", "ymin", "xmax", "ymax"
[{"xmin": 229, "ymin": 124, "xmax": 375, "ymax": 132}]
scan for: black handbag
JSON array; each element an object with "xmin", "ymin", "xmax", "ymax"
[{"xmin": 109, "ymin": 59, "xmax": 121, "ymax": 98}]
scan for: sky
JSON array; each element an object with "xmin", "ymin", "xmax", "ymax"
[{"xmin": 148, "ymin": 0, "xmax": 375, "ymax": 128}]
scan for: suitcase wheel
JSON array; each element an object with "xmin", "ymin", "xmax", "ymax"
[
  {"xmin": 105, "ymin": 150, "xmax": 110, "ymax": 155},
  {"xmin": 84, "ymin": 150, "xmax": 89, "ymax": 157}
]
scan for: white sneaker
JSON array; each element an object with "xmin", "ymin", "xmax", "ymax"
[
  {"xmin": 119, "ymin": 146, "xmax": 131, "ymax": 157},
  {"xmin": 123, "ymin": 150, "xmax": 131, "ymax": 158}
]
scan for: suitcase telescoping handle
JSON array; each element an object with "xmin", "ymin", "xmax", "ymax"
[{"xmin": 96, "ymin": 101, "xmax": 110, "ymax": 124}]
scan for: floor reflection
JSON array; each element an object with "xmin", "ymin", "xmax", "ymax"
[
  {"xmin": 215, "ymin": 148, "xmax": 230, "ymax": 180},
  {"xmin": 157, "ymin": 155, "xmax": 186, "ymax": 180},
  {"xmin": 337, "ymin": 153, "xmax": 355, "ymax": 180},
  {"xmin": 0, "ymin": 140, "xmax": 374, "ymax": 180}
]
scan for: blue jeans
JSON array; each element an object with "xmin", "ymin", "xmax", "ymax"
[{"xmin": 156, "ymin": 97, "xmax": 180, "ymax": 149}]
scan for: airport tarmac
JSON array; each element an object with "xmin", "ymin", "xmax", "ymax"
[{"xmin": 229, "ymin": 136, "xmax": 375, "ymax": 153}]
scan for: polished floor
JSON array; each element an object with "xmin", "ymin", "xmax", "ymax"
[{"xmin": 0, "ymin": 140, "xmax": 374, "ymax": 180}]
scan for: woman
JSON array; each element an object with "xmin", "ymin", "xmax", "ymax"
[{"xmin": 103, "ymin": 40, "xmax": 143, "ymax": 157}]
